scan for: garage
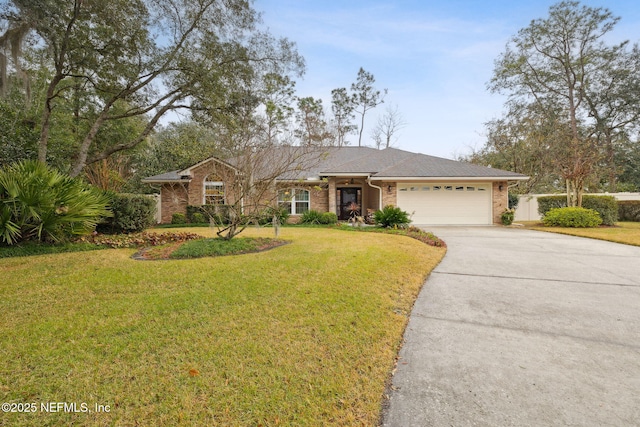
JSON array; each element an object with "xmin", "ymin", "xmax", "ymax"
[{"xmin": 396, "ymin": 182, "xmax": 492, "ymax": 225}]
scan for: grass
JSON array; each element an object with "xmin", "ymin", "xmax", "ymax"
[
  {"xmin": 0, "ymin": 241, "xmax": 105, "ymax": 258},
  {"xmin": 0, "ymin": 227, "xmax": 445, "ymax": 426},
  {"xmin": 523, "ymin": 221, "xmax": 640, "ymax": 246},
  {"xmin": 167, "ymin": 237, "xmax": 287, "ymax": 259}
]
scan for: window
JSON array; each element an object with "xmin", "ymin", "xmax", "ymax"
[
  {"xmin": 278, "ymin": 189, "xmax": 310, "ymax": 215},
  {"xmin": 204, "ymin": 177, "xmax": 225, "ymax": 205},
  {"xmin": 455, "ymin": 186, "xmax": 464, "ymax": 191},
  {"xmin": 444, "ymin": 185, "xmax": 453, "ymax": 191},
  {"xmin": 467, "ymin": 186, "xmax": 475, "ymax": 191}
]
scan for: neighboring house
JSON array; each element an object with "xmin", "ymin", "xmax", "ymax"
[{"xmin": 142, "ymin": 146, "xmax": 528, "ymax": 225}]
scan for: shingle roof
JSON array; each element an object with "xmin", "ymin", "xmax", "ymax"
[
  {"xmin": 143, "ymin": 146, "xmax": 528, "ymax": 182},
  {"xmin": 317, "ymin": 147, "xmax": 527, "ymax": 179},
  {"xmin": 141, "ymin": 170, "xmax": 188, "ymax": 183}
]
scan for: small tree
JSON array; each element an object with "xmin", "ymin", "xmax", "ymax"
[
  {"xmin": 200, "ymin": 145, "xmax": 326, "ymax": 240},
  {"xmin": 371, "ymin": 104, "xmax": 406, "ymax": 149}
]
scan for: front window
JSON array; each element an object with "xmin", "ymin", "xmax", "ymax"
[
  {"xmin": 204, "ymin": 177, "xmax": 225, "ymax": 205},
  {"xmin": 278, "ymin": 189, "xmax": 309, "ymax": 215}
]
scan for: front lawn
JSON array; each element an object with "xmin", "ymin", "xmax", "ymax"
[
  {"xmin": 525, "ymin": 221, "xmax": 640, "ymax": 246},
  {"xmin": 0, "ymin": 227, "xmax": 445, "ymax": 426}
]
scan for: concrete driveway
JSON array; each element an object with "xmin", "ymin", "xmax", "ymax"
[{"xmin": 382, "ymin": 226, "xmax": 640, "ymax": 427}]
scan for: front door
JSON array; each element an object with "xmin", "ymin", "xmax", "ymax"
[{"xmin": 338, "ymin": 187, "xmax": 361, "ymax": 220}]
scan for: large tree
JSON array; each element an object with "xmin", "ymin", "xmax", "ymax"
[
  {"xmin": 0, "ymin": 0, "xmax": 304, "ymax": 176},
  {"xmin": 350, "ymin": 67, "xmax": 386, "ymax": 147},
  {"xmin": 329, "ymin": 87, "xmax": 356, "ymax": 147},
  {"xmin": 489, "ymin": 1, "xmax": 638, "ymax": 205}
]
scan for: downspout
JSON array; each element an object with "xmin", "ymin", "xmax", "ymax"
[{"xmin": 366, "ymin": 175, "xmax": 383, "ymax": 210}]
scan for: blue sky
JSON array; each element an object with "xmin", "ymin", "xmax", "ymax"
[{"xmin": 256, "ymin": 0, "xmax": 640, "ymax": 159}]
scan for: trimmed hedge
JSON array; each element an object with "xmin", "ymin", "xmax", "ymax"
[
  {"xmin": 98, "ymin": 193, "xmax": 156, "ymax": 233},
  {"xmin": 537, "ymin": 195, "xmax": 567, "ymax": 216},
  {"xmin": 171, "ymin": 213, "xmax": 187, "ymax": 224},
  {"xmin": 537, "ymin": 195, "xmax": 617, "ymax": 225},
  {"xmin": 186, "ymin": 204, "xmax": 230, "ymax": 224},
  {"xmin": 319, "ymin": 212, "xmax": 338, "ymax": 224},
  {"xmin": 618, "ymin": 200, "xmax": 640, "ymax": 221},
  {"xmin": 542, "ymin": 207, "xmax": 602, "ymax": 228}
]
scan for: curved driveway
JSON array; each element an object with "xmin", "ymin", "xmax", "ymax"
[{"xmin": 383, "ymin": 226, "xmax": 640, "ymax": 427}]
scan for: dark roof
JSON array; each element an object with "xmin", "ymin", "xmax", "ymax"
[
  {"xmin": 143, "ymin": 146, "xmax": 528, "ymax": 182},
  {"xmin": 141, "ymin": 170, "xmax": 187, "ymax": 183},
  {"xmin": 318, "ymin": 147, "xmax": 527, "ymax": 180}
]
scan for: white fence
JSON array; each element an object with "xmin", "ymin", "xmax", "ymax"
[{"xmin": 514, "ymin": 193, "xmax": 640, "ymax": 221}]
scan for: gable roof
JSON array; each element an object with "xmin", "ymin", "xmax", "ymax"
[{"xmin": 143, "ymin": 146, "xmax": 528, "ymax": 183}]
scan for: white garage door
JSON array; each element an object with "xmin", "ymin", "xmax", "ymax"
[{"xmin": 397, "ymin": 183, "xmax": 492, "ymax": 225}]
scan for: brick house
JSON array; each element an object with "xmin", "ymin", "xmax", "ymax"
[{"xmin": 143, "ymin": 146, "xmax": 528, "ymax": 225}]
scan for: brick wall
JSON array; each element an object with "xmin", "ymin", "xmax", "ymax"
[
  {"xmin": 160, "ymin": 183, "xmax": 189, "ymax": 223},
  {"xmin": 492, "ymin": 181, "xmax": 508, "ymax": 224},
  {"xmin": 381, "ymin": 181, "xmax": 397, "ymax": 208}
]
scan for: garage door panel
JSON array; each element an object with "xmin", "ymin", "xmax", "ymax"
[{"xmin": 397, "ymin": 183, "xmax": 491, "ymax": 225}]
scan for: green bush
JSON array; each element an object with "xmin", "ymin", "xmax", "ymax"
[
  {"xmin": 508, "ymin": 193, "xmax": 520, "ymax": 210},
  {"xmin": 0, "ymin": 160, "xmax": 110, "ymax": 245},
  {"xmin": 374, "ymin": 205, "xmax": 411, "ymax": 228},
  {"xmin": 537, "ymin": 195, "xmax": 567, "ymax": 216},
  {"xmin": 171, "ymin": 213, "xmax": 187, "ymax": 224},
  {"xmin": 501, "ymin": 209, "xmax": 515, "ymax": 226},
  {"xmin": 187, "ymin": 204, "xmax": 229, "ymax": 224},
  {"xmin": 258, "ymin": 206, "xmax": 290, "ymax": 225},
  {"xmin": 618, "ymin": 200, "xmax": 640, "ymax": 221},
  {"xmin": 98, "ymin": 193, "xmax": 156, "ymax": 233},
  {"xmin": 319, "ymin": 212, "xmax": 338, "ymax": 224},
  {"xmin": 191, "ymin": 212, "xmax": 206, "ymax": 223},
  {"xmin": 300, "ymin": 210, "xmax": 322, "ymax": 224},
  {"xmin": 542, "ymin": 207, "xmax": 602, "ymax": 228},
  {"xmin": 582, "ymin": 195, "xmax": 617, "ymax": 226},
  {"xmin": 537, "ymin": 195, "xmax": 617, "ymax": 225}
]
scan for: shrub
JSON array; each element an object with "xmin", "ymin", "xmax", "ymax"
[
  {"xmin": 618, "ymin": 200, "xmax": 640, "ymax": 221},
  {"xmin": 300, "ymin": 210, "xmax": 322, "ymax": 224},
  {"xmin": 191, "ymin": 212, "xmax": 206, "ymax": 223},
  {"xmin": 501, "ymin": 209, "xmax": 515, "ymax": 226},
  {"xmin": 257, "ymin": 206, "xmax": 290, "ymax": 225},
  {"xmin": 319, "ymin": 212, "xmax": 338, "ymax": 224},
  {"xmin": 508, "ymin": 193, "xmax": 520, "ymax": 210},
  {"xmin": 374, "ymin": 205, "xmax": 411, "ymax": 228},
  {"xmin": 537, "ymin": 195, "xmax": 567, "ymax": 216},
  {"xmin": 542, "ymin": 207, "xmax": 602, "ymax": 228},
  {"xmin": 0, "ymin": 160, "xmax": 110, "ymax": 245},
  {"xmin": 171, "ymin": 213, "xmax": 187, "ymax": 224},
  {"xmin": 187, "ymin": 204, "xmax": 230, "ymax": 224},
  {"xmin": 582, "ymin": 195, "xmax": 617, "ymax": 226},
  {"xmin": 98, "ymin": 193, "xmax": 156, "ymax": 233},
  {"xmin": 537, "ymin": 195, "xmax": 617, "ymax": 225}
]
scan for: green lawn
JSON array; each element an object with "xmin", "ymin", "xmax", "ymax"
[
  {"xmin": 525, "ymin": 221, "xmax": 640, "ymax": 246},
  {"xmin": 0, "ymin": 227, "xmax": 445, "ymax": 426}
]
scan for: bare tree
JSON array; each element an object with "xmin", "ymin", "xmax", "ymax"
[
  {"xmin": 202, "ymin": 145, "xmax": 326, "ymax": 240},
  {"xmin": 371, "ymin": 105, "xmax": 406, "ymax": 149}
]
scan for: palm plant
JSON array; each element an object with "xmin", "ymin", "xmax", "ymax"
[{"xmin": 0, "ymin": 161, "xmax": 111, "ymax": 245}]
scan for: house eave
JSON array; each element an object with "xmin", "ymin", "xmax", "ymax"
[
  {"xmin": 141, "ymin": 178, "xmax": 192, "ymax": 184},
  {"xmin": 370, "ymin": 176, "xmax": 530, "ymax": 182},
  {"xmin": 319, "ymin": 172, "xmax": 372, "ymax": 177}
]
